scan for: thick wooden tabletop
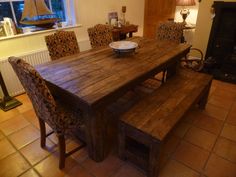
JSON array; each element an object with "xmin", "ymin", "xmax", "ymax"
[{"xmin": 36, "ymin": 38, "xmax": 191, "ymax": 109}]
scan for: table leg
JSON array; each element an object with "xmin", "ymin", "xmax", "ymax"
[
  {"xmin": 84, "ymin": 108, "xmax": 108, "ymax": 162},
  {"xmin": 128, "ymin": 32, "xmax": 133, "ymax": 38},
  {"xmin": 166, "ymin": 61, "xmax": 179, "ymax": 80}
]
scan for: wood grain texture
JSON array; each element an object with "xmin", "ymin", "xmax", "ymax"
[
  {"xmin": 119, "ymin": 69, "xmax": 213, "ymax": 177},
  {"xmin": 36, "ymin": 37, "xmax": 191, "ymax": 162},
  {"xmin": 144, "ymin": 0, "xmax": 176, "ymax": 38},
  {"xmin": 121, "ymin": 69, "xmax": 213, "ymax": 141},
  {"xmin": 37, "ymin": 38, "xmax": 191, "ymax": 110}
]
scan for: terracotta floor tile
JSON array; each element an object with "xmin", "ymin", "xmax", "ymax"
[
  {"xmin": 66, "ymin": 138, "xmax": 84, "ymax": 153},
  {"xmin": 48, "ymin": 133, "xmax": 58, "ymax": 144},
  {"xmin": 171, "ymin": 122, "xmax": 191, "ymax": 138},
  {"xmin": 226, "ymin": 103, "xmax": 236, "ymax": 126},
  {"xmin": 0, "ymin": 131, "xmax": 4, "ymax": 140},
  {"xmin": 15, "ymin": 95, "xmax": 33, "ymax": 114},
  {"xmin": 209, "ymin": 85, "xmax": 216, "ymax": 96},
  {"xmin": 211, "ymin": 79, "xmax": 222, "ymax": 87},
  {"xmin": 204, "ymin": 103, "xmax": 228, "ymax": 121},
  {"xmin": 23, "ymin": 109, "xmax": 39, "ymax": 128},
  {"xmin": 71, "ymin": 147, "xmax": 89, "ymax": 163},
  {"xmin": 35, "ymin": 152, "xmax": 78, "ymax": 177},
  {"xmin": 214, "ymin": 81, "xmax": 236, "ymax": 93},
  {"xmin": 9, "ymin": 125, "xmax": 40, "ymax": 149},
  {"xmin": 182, "ymin": 107, "xmax": 200, "ymax": 124},
  {"xmin": 0, "ymin": 115, "xmax": 30, "ymax": 135},
  {"xmin": 0, "ymin": 138, "xmax": 16, "ymax": 160},
  {"xmin": 82, "ymin": 154, "xmax": 124, "ymax": 177},
  {"xmin": 184, "ymin": 126, "xmax": 217, "ymax": 151},
  {"xmin": 204, "ymin": 153, "xmax": 236, "ymax": 177},
  {"xmin": 208, "ymin": 94, "xmax": 234, "ymax": 110},
  {"xmin": 20, "ymin": 139, "xmax": 56, "ymax": 165},
  {"xmin": 159, "ymin": 159, "xmax": 200, "ymax": 177},
  {"xmin": 22, "ymin": 109, "xmax": 53, "ymax": 134},
  {"xmin": 212, "ymin": 87, "xmax": 236, "ymax": 100},
  {"xmin": 221, "ymin": 123, "xmax": 236, "ymax": 142},
  {"xmin": 193, "ymin": 113, "xmax": 223, "ymax": 135},
  {"xmin": 17, "ymin": 102, "xmax": 33, "ymax": 113},
  {"xmin": 162, "ymin": 134, "xmax": 181, "ymax": 156},
  {"xmin": 15, "ymin": 94, "xmax": 31, "ymax": 103},
  {"xmin": 65, "ymin": 164, "xmax": 95, "ymax": 177},
  {"xmin": 214, "ymin": 137, "xmax": 236, "ymax": 163},
  {"xmin": 173, "ymin": 141, "xmax": 209, "ymax": 172},
  {"xmin": 0, "ymin": 152, "xmax": 30, "ymax": 177},
  {"xmin": 19, "ymin": 169, "xmax": 40, "ymax": 177},
  {"xmin": 0, "ymin": 108, "xmax": 19, "ymax": 123},
  {"xmin": 112, "ymin": 163, "xmax": 145, "ymax": 177}
]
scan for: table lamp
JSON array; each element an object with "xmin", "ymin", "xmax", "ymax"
[
  {"xmin": 0, "ymin": 71, "xmax": 22, "ymax": 111},
  {"xmin": 176, "ymin": 0, "xmax": 196, "ymax": 24}
]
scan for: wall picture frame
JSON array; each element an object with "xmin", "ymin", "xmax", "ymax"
[{"xmin": 108, "ymin": 12, "xmax": 118, "ymax": 25}]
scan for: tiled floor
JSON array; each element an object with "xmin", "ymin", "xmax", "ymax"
[{"xmin": 0, "ymin": 79, "xmax": 236, "ymax": 177}]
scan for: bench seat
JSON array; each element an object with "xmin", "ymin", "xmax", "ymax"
[{"xmin": 118, "ymin": 69, "xmax": 213, "ymax": 177}]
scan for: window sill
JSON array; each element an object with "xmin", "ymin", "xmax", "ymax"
[{"xmin": 0, "ymin": 24, "xmax": 82, "ymax": 41}]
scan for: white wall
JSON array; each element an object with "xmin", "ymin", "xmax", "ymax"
[
  {"xmin": 75, "ymin": 0, "xmax": 144, "ymax": 48},
  {"xmin": 0, "ymin": 0, "xmax": 145, "ymax": 59}
]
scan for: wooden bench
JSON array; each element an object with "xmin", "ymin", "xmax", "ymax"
[{"xmin": 118, "ymin": 69, "xmax": 213, "ymax": 177}]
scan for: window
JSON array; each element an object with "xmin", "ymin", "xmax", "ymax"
[{"xmin": 0, "ymin": 0, "xmax": 68, "ymax": 28}]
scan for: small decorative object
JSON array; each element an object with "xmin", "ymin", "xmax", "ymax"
[
  {"xmin": 121, "ymin": 6, "xmax": 126, "ymax": 25},
  {"xmin": 0, "ymin": 72, "xmax": 22, "ymax": 111},
  {"xmin": 108, "ymin": 12, "xmax": 118, "ymax": 26},
  {"xmin": 20, "ymin": 0, "xmax": 59, "ymax": 28},
  {"xmin": 0, "ymin": 23, "xmax": 7, "ymax": 37},
  {"xmin": 3, "ymin": 18, "xmax": 16, "ymax": 35},
  {"xmin": 109, "ymin": 41, "xmax": 138, "ymax": 55},
  {"xmin": 176, "ymin": 0, "xmax": 196, "ymax": 24}
]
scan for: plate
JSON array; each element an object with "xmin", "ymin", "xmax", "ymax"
[{"xmin": 109, "ymin": 41, "xmax": 138, "ymax": 52}]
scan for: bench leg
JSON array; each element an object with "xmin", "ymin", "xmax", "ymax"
[
  {"xmin": 199, "ymin": 81, "xmax": 212, "ymax": 109},
  {"xmin": 148, "ymin": 140, "xmax": 162, "ymax": 177},
  {"xmin": 118, "ymin": 123, "xmax": 126, "ymax": 160}
]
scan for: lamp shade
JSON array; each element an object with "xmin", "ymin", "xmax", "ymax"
[{"xmin": 176, "ymin": 0, "xmax": 196, "ymax": 6}]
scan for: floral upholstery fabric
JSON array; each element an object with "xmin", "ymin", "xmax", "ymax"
[
  {"xmin": 45, "ymin": 30, "xmax": 80, "ymax": 60},
  {"xmin": 156, "ymin": 21, "xmax": 185, "ymax": 44},
  {"xmin": 87, "ymin": 24, "xmax": 113, "ymax": 49},
  {"xmin": 8, "ymin": 57, "xmax": 84, "ymax": 135}
]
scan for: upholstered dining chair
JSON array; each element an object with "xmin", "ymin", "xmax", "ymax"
[
  {"xmin": 45, "ymin": 30, "xmax": 80, "ymax": 60},
  {"xmin": 156, "ymin": 21, "xmax": 185, "ymax": 44},
  {"xmin": 87, "ymin": 24, "xmax": 113, "ymax": 49},
  {"xmin": 156, "ymin": 21, "xmax": 204, "ymax": 80},
  {"xmin": 8, "ymin": 57, "xmax": 85, "ymax": 169}
]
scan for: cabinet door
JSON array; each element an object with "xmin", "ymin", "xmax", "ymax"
[{"xmin": 144, "ymin": 0, "xmax": 176, "ymax": 38}]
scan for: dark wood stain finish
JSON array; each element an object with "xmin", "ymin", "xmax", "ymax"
[
  {"xmin": 118, "ymin": 69, "xmax": 213, "ymax": 177},
  {"xmin": 36, "ymin": 38, "xmax": 191, "ymax": 162}
]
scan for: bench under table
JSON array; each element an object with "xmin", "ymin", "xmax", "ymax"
[{"xmin": 118, "ymin": 69, "xmax": 213, "ymax": 177}]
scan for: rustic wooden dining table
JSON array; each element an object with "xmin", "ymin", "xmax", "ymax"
[{"xmin": 36, "ymin": 37, "xmax": 191, "ymax": 162}]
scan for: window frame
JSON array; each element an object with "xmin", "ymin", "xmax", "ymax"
[{"xmin": 0, "ymin": 0, "xmax": 74, "ymax": 27}]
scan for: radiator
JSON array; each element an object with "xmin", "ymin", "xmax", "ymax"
[{"xmin": 0, "ymin": 50, "xmax": 51, "ymax": 97}]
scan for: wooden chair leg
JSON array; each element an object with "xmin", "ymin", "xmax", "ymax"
[
  {"xmin": 58, "ymin": 134, "xmax": 66, "ymax": 169},
  {"xmin": 39, "ymin": 119, "xmax": 46, "ymax": 148}
]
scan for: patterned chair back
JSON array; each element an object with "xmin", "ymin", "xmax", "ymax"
[
  {"xmin": 87, "ymin": 24, "xmax": 113, "ymax": 49},
  {"xmin": 45, "ymin": 30, "xmax": 80, "ymax": 60},
  {"xmin": 156, "ymin": 21, "xmax": 185, "ymax": 44},
  {"xmin": 8, "ymin": 57, "xmax": 63, "ymax": 133}
]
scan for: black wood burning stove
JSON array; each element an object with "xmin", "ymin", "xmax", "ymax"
[{"xmin": 205, "ymin": 1, "xmax": 236, "ymax": 83}]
